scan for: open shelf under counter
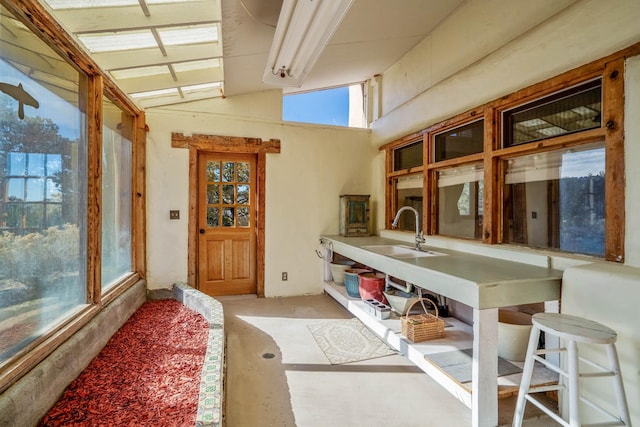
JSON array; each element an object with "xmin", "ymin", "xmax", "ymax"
[
  {"xmin": 321, "ymin": 235, "xmax": 561, "ymax": 426},
  {"xmin": 323, "ymin": 281, "xmax": 559, "ymax": 407}
]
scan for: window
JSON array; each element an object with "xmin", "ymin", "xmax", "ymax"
[
  {"xmin": 383, "ymin": 56, "xmax": 623, "ymax": 261},
  {"xmin": 437, "ymin": 164, "xmax": 484, "ymax": 239},
  {"xmin": 283, "ymin": 84, "xmax": 365, "ymax": 128},
  {"xmin": 0, "ymin": 6, "xmax": 88, "ymax": 364},
  {"xmin": 101, "ymin": 97, "xmax": 133, "ymax": 289},
  {"xmin": 428, "ymin": 118, "xmax": 485, "ymax": 241},
  {"xmin": 500, "ymin": 80, "xmax": 607, "ymax": 256},
  {"xmin": 393, "ymin": 174, "xmax": 423, "ymax": 231},
  {"xmin": 434, "ymin": 120, "xmax": 484, "ymax": 162},
  {"xmin": 205, "ymin": 159, "xmax": 251, "ymax": 227},
  {"xmin": 0, "ymin": 3, "xmax": 144, "ymax": 386},
  {"xmin": 385, "ymin": 136, "xmax": 424, "ymax": 232},
  {"xmin": 503, "ymin": 142, "xmax": 605, "ymax": 256},
  {"xmin": 393, "ymin": 140, "xmax": 423, "ymax": 171},
  {"xmin": 503, "ymin": 79, "xmax": 601, "ymax": 147}
]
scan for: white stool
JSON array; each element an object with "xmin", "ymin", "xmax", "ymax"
[{"xmin": 512, "ymin": 313, "xmax": 631, "ymax": 427}]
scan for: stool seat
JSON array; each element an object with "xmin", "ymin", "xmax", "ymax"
[{"xmin": 533, "ymin": 313, "xmax": 617, "ymax": 345}]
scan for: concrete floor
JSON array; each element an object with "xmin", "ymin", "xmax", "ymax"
[{"xmin": 219, "ymin": 293, "xmax": 555, "ymax": 427}]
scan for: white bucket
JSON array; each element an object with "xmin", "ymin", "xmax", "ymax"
[
  {"xmin": 498, "ymin": 310, "xmax": 532, "ymax": 362},
  {"xmin": 330, "ymin": 261, "xmax": 355, "ymax": 283}
]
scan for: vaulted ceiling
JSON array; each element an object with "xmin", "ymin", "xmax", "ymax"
[{"xmin": 38, "ymin": 0, "xmax": 466, "ymax": 109}]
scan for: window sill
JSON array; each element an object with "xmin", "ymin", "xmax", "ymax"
[{"xmin": 379, "ymin": 229, "xmax": 601, "ymax": 271}]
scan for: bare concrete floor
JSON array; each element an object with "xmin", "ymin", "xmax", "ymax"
[{"xmin": 219, "ymin": 293, "xmax": 555, "ymax": 427}]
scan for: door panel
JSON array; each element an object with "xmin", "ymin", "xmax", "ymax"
[
  {"xmin": 204, "ymin": 239, "xmax": 224, "ymax": 281},
  {"xmin": 198, "ymin": 153, "xmax": 256, "ymax": 296},
  {"xmin": 231, "ymin": 240, "xmax": 250, "ymax": 279}
]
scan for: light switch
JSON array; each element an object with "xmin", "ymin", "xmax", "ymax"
[{"xmin": 169, "ymin": 210, "xmax": 180, "ymax": 220}]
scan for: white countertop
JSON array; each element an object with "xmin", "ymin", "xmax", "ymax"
[{"xmin": 321, "ymin": 235, "xmax": 562, "ymax": 310}]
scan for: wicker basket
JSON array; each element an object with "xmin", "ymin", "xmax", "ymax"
[{"xmin": 400, "ymin": 298, "xmax": 445, "ymax": 342}]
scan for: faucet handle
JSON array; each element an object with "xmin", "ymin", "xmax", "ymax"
[{"xmin": 416, "ymin": 231, "xmax": 426, "ymax": 244}]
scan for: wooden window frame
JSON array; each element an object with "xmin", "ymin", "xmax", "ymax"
[
  {"xmin": 432, "ymin": 161, "xmax": 485, "ymax": 240},
  {"xmin": 426, "ymin": 116, "xmax": 485, "ymax": 238},
  {"xmin": 0, "ymin": 1, "xmax": 146, "ymax": 393},
  {"xmin": 382, "ymin": 43, "xmax": 639, "ymax": 263},
  {"xmin": 380, "ymin": 131, "xmax": 425, "ymax": 229}
]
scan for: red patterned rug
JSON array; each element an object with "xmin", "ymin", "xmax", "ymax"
[{"xmin": 39, "ymin": 299, "xmax": 208, "ymax": 426}]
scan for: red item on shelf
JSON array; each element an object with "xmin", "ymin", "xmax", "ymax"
[{"xmin": 358, "ymin": 272, "xmax": 387, "ymax": 305}]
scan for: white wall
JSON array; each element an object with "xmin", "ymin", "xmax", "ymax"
[
  {"xmin": 372, "ymin": 0, "xmax": 640, "ymax": 146},
  {"xmin": 561, "ymin": 263, "xmax": 640, "ymax": 426},
  {"xmin": 381, "ymin": 0, "xmax": 579, "ymax": 115},
  {"xmin": 625, "ymin": 55, "xmax": 640, "ymax": 267},
  {"xmin": 145, "ymin": 90, "xmax": 373, "ymax": 296},
  {"xmin": 264, "ymin": 124, "xmax": 374, "ymax": 297}
]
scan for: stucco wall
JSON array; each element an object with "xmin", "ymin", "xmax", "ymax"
[
  {"xmin": 624, "ymin": 55, "xmax": 640, "ymax": 267},
  {"xmin": 380, "ymin": 0, "xmax": 579, "ymax": 115},
  {"xmin": 561, "ymin": 263, "xmax": 640, "ymax": 425},
  {"xmin": 372, "ymin": 0, "xmax": 640, "ymax": 146},
  {"xmin": 145, "ymin": 91, "xmax": 373, "ymax": 296}
]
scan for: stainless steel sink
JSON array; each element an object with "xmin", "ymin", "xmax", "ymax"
[{"xmin": 362, "ymin": 244, "xmax": 447, "ymax": 259}]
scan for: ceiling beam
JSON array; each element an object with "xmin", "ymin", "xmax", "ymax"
[
  {"xmin": 136, "ymin": 89, "xmax": 223, "ymax": 108},
  {"xmin": 117, "ymin": 68, "xmax": 224, "ymax": 93},
  {"xmin": 138, "ymin": 0, "xmax": 151, "ymax": 17},
  {"xmin": 92, "ymin": 43, "xmax": 223, "ymax": 70}
]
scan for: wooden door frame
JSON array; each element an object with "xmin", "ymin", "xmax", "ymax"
[{"xmin": 172, "ymin": 133, "xmax": 280, "ymax": 297}]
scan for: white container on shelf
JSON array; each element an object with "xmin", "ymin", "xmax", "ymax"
[
  {"xmin": 329, "ymin": 260, "xmax": 355, "ymax": 284},
  {"xmin": 498, "ymin": 309, "xmax": 532, "ymax": 362},
  {"xmin": 364, "ymin": 299, "xmax": 391, "ymax": 320}
]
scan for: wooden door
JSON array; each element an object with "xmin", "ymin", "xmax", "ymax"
[{"xmin": 198, "ymin": 153, "xmax": 256, "ymax": 295}]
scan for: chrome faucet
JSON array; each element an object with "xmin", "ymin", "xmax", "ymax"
[{"xmin": 391, "ymin": 206, "xmax": 425, "ymax": 250}]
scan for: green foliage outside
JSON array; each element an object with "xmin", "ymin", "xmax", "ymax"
[{"xmin": 0, "ymin": 224, "xmax": 80, "ymax": 283}]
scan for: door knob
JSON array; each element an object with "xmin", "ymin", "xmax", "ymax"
[{"xmin": 199, "ymin": 229, "xmax": 205, "ymax": 234}]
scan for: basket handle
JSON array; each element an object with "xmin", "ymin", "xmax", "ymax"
[{"xmin": 403, "ymin": 298, "xmax": 439, "ymax": 319}]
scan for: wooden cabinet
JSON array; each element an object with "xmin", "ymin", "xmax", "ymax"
[{"xmin": 339, "ymin": 195, "xmax": 370, "ymax": 237}]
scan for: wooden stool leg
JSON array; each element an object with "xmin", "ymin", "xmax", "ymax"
[
  {"xmin": 512, "ymin": 325, "xmax": 541, "ymax": 427},
  {"xmin": 567, "ymin": 339, "xmax": 580, "ymax": 427},
  {"xmin": 606, "ymin": 343, "xmax": 631, "ymax": 426}
]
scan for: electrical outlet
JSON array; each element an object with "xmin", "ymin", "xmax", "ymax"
[
  {"xmin": 169, "ymin": 210, "xmax": 180, "ymax": 220},
  {"xmin": 282, "ymin": 272, "xmax": 288, "ymax": 281}
]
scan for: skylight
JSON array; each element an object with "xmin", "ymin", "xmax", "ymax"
[
  {"xmin": 46, "ymin": 0, "xmax": 194, "ymax": 9},
  {"xmin": 79, "ymin": 30, "xmax": 157, "ymax": 53},
  {"xmin": 157, "ymin": 24, "xmax": 219, "ymax": 46},
  {"xmin": 77, "ymin": 24, "xmax": 218, "ymax": 54},
  {"xmin": 42, "ymin": 0, "xmax": 225, "ymax": 107}
]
